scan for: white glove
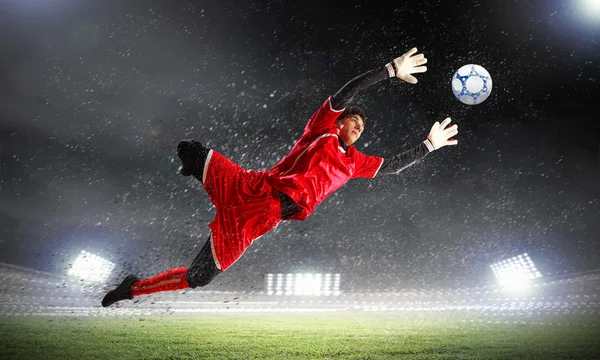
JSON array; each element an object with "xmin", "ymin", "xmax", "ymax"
[
  {"xmin": 392, "ymin": 47, "xmax": 428, "ymax": 84},
  {"xmin": 427, "ymin": 117, "xmax": 458, "ymax": 150}
]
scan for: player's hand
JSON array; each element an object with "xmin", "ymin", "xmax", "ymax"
[
  {"xmin": 427, "ymin": 117, "xmax": 458, "ymax": 150},
  {"xmin": 392, "ymin": 47, "xmax": 427, "ymax": 84}
]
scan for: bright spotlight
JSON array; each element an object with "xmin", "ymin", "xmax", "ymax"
[
  {"xmin": 582, "ymin": 0, "xmax": 600, "ymax": 13},
  {"xmin": 577, "ymin": 0, "xmax": 600, "ymax": 24},
  {"xmin": 67, "ymin": 250, "xmax": 115, "ymax": 282},
  {"xmin": 490, "ymin": 253, "xmax": 542, "ymax": 290},
  {"xmin": 285, "ymin": 273, "xmax": 294, "ymax": 296},
  {"xmin": 265, "ymin": 273, "xmax": 341, "ymax": 296},
  {"xmin": 266, "ymin": 274, "xmax": 274, "ymax": 296}
]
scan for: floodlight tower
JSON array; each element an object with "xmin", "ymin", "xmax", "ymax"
[
  {"xmin": 265, "ymin": 273, "xmax": 341, "ymax": 296},
  {"xmin": 576, "ymin": 0, "xmax": 600, "ymax": 25},
  {"xmin": 490, "ymin": 253, "xmax": 542, "ymax": 291},
  {"xmin": 581, "ymin": 0, "xmax": 600, "ymax": 15},
  {"xmin": 266, "ymin": 274, "xmax": 274, "ymax": 296},
  {"xmin": 67, "ymin": 250, "xmax": 115, "ymax": 282}
]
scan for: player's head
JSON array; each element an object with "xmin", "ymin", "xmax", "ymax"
[{"xmin": 336, "ymin": 106, "xmax": 366, "ymax": 146}]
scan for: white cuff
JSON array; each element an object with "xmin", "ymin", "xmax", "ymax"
[
  {"xmin": 424, "ymin": 139, "xmax": 435, "ymax": 152},
  {"xmin": 385, "ymin": 63, "xmax": 395, "ymax": 78}
]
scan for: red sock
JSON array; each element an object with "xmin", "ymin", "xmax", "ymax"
[{"xmin": 131, "ymin": 267, "xmax": 190, "ymax": 297}]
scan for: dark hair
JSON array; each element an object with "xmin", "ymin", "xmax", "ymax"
[{"xmin": 336, "ymin": 106, "xmax": 367, "ymax": 124}]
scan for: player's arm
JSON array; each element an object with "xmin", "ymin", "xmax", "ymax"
[
  {"xmin": 377, "ymin": 118, "xmax": 458, "ymax": 176},
  {"xmin": 330, "ymin": 47, "xmax": 428, "ymax": 111},
  {"xmin": 330, "ymin": 66, "xmax": 391, "ymax": 110},
  {"xmin": 378, "ymin": 142, "xmax": 432, "ymax": 175},
  {"xmin": 304, "ymin": 67, "xmax": 389, "ymax": 134}
]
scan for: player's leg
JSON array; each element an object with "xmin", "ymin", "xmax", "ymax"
[
  {"xmin": 176, "ymin": 139, "xmax": 210, "ymax": 181},
  {"xmin": 129, "ymin": 237, "xmax": 220, "ymax": 296},
  {"xmin": 101, "ymin": 266, "xmax": 189, "ymax": 307},
  {"xmin": 186, "ymin": 236, "xmax": 221, "ymax": 288},
  {"xmin": 101, "ymin": 237, "xmax": 219, "ymax": 307},
  {"xmin": 177, "ymin": 140, "xmax": 244, "ymax": 214}
]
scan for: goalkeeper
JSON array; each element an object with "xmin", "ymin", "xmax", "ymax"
[{"xmin": 102, "ymin": 47, "xmax": 458, "ymax": 307}]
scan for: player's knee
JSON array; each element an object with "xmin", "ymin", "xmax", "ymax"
[
  {"xmin": 186, "ymin": 270, "xmax": 214, "ymax": 289},
  {"xmin": 177, "ymin": 139, "xmax": 199, "ymax": 153},
  {"xmin": 177, "ymin": 140, "xmax": 209, "ymax": 160}
]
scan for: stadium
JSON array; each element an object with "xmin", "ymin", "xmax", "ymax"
[
  {"xmin": 1, "ymin": 0, "xmax": 599, "ymax": 358},
  {"xmin": 1, "ymin": 253, "xmax": 599, "ymax": 359}
]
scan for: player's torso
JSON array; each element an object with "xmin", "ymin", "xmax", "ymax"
[{"xmin": 269, "ymin": 129, "xmax": 357, "ymax": 208}]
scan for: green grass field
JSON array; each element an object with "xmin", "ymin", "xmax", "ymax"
[{"xmin": 1, "ymin": 312, "xmax": 599, "ymax": 360}]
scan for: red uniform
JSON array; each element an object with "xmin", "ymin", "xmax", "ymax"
[
  {"xmin": 268, "ymin": 96, "xmax": 384, "ymax": 220},
  {"xmin": 204, "ymin": 96, "xmax": 384, "ymax": 270},
  {"xmin": 102, "ymin": 63, "xmax": 435, "ymax": 307}
]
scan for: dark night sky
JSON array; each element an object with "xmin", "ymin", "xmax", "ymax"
[{"xmin": 0, "ymin": 0, "xmax": 598, "ymax": 291}]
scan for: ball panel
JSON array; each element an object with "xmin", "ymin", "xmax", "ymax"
[
  {"xmin": 474, "ymin": 65, "xmax": 490, "ymax": 78},
  {"xmin": 457, "ymin": 64, "xmax": 472, "ymax": 76},
  {"xmin": 477, "ymin": 91, "xmax": 490, "ymax": 103},
  {"xmin": 460, "ymin": 95, "xmax": 475, "ymax": 105},
  {"xmin": 452, "ymin": 78, "xmax": 463, "ymax": 94},
  {"xmin": 465, "ymin": 76, "xmax": 484, "ymax": 93}
]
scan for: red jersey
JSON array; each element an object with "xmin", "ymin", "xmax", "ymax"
[{"xmin": 267, "ymin": 96, "xmax": 384, "ymax": 220}]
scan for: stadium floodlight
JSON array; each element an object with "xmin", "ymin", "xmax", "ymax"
[
  {"xmin": 333, "ymin": 273, "xmax": 341, "ymax": 296},
  {"xmin": 313, "ymin": 273, "xmax": 322, "ymax": 296},
  {"xmin": 276, "ymin": 273, "xmax": 283, "ymax": 296},
  {"xmin": 575, "ymin": 0, "xmax": 600, "ymax": 25},
  {"xmin": 67, "ymin": 250, "xmax": 115, "ymax": 282},
  {"xmin": 323, "ymin": 273, "xmax": 332, "ymax": 296},
  {"xmin": 490, "ymin": 253, "xmax": 542, "ymax": 290},
  {"xmin": 295, "ymin": 273, "xmax": 310, "ymax": 296},
  {"xmin": 285, "ymin": 273, "xmax": 294, "ymax": 296},
  {"xmin": 265, "ymin": 273, "xmax": 341, "ymax": 296},
  {"xmin": 581, "ymin": 0, "xmax": 600, "ymax": 15},
  {"xmin": 267, "ymin": 274, "xmax": 274, "ymax": 296}
]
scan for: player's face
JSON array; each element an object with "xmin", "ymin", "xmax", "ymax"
[{"xmin": 337, "ymin": 114, "xmax": 365, "ymax": 146}]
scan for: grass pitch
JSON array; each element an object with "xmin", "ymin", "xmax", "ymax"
[{"xmin": 1, "ymin": 312, "xmax": 599, "ymax": 359}]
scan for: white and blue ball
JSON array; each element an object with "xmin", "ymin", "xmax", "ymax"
[{"xmin": 451, "ymin": 64, "xmax": 492, "ymax": 105}]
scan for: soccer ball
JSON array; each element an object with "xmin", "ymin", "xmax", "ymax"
[{"xmin": 451, "ymin": 64, "xmax": 492, "ymax": 105}]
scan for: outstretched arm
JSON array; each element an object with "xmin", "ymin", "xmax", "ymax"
[
  {"xmin": 330, "ymin": 47, "xmax": 428, "ymax": 111},
  {"xmin": 330, "ymin": 67, "xmax": 391, "ymax": 111},
  {"xmin": 378, "ymin": 118, "xmax": 459, "ymax": 176},
  {"xmin": 378, "ymin": 141, "xmax": 432, "ymax": 175}
]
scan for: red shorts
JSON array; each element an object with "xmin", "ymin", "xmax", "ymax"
[{"xmin": 202, "ymin": 150, "xmax": 282, "ymax": 271}]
